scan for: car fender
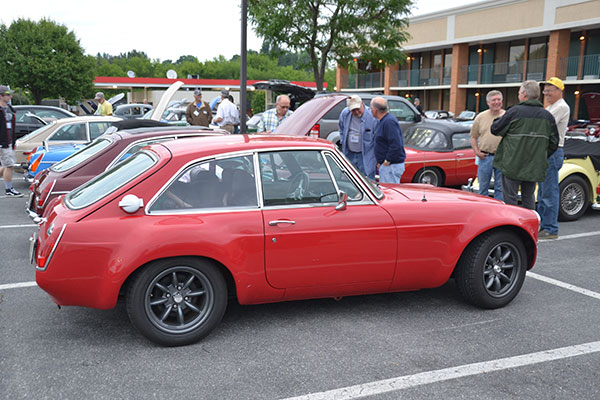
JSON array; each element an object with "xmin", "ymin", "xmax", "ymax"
[{"xmin": 560, "ymin": 159, "xmax": 596, "ymax": 197}]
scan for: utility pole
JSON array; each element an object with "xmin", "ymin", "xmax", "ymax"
[{"xmin": 240, "ymin": 0, "xmax": 248, "ymax": 134}]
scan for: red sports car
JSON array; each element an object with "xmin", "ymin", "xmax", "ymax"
[{"xmin": 32, "ymin": 135, "xmax": 539, "ymax": 346}]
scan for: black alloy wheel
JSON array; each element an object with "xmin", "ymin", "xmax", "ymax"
[{"xmin": 127, "ymin": 257, "xmax": 227, "ymax": 346}]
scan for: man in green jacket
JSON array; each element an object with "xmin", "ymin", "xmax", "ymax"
[{"xmin": 490, "ymin": 80, "xmax": 559, "ymax": 210}]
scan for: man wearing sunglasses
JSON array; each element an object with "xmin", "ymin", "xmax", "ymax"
[{"xmin": 257, "ymin": 94, "xmax": 293, "ymax": 134}]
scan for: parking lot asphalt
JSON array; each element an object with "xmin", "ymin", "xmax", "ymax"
[{"xmin": 1, "ymin": 173, "xmax": 599, "ymax": 399}]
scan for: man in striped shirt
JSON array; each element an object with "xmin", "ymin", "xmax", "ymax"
[{"xmin": 257, "ymin": 95, "xmax": 293, "ymax": 133}]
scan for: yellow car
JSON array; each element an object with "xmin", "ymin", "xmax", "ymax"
[{"xmin": 463, "ymin": 139, "xmax": 600, "ymax": 222}]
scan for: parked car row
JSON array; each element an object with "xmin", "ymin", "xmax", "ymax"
[{"xmin": 29, "ymin": 92, "xmax": 540, "ymax": 347}]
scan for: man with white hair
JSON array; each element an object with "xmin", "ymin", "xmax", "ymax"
[
  {"xmin": 338, "ymin": 95, "xmax": 377, "ymax": 179},
  {"xmin": 212, "ymin": 89, "xmax": 238, "ymax": 133},
  {"xmin": 490, "ymin": 80, "xmax": 559, "ymax": 210},
  {"xmin": 257, "ymin": 94, "xmax": 293, "ymax": 134},
  {"xmin": 370, "ymin": 96, "xmax": 406, "ymax": 184}
]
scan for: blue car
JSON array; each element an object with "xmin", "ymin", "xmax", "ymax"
[{"xmin": 26, "ymin": 143, "xmax": 86, "ymax": 183}]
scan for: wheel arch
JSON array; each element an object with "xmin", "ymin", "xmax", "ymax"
[
  {"xmin": 120, "ymin": 255, "xmax": 238, "ymax": 303},
  {"xmin": 451, "ymin": 225, "xmax": 537, "ymax": 278},
  {"xmin": 559, "ymin": 171, "xmax": 594, "ymax": 203},
  {"xmin": 412, "ymin": 166, "xmax": 445, "ymax": 185}
]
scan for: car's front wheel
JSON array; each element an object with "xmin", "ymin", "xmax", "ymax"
[
  {"xmin": 126, "ymin": 257, "xmax": 227, "ymax": 346},
  {"xmin": 455, "ymin": 231, "xmax": 527, "ymax": 309},
  {"xmin": 558, "ymin": 175, "xmax": 589, "ymax": 221},
  {"xmin": 413, "ymin": 167, "xmax": 442, "ymax": 186}
]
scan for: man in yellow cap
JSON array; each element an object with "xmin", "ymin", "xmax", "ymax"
[{"xmin": 538, "ymin": 77, "xmax": 570, "ymax": 239}]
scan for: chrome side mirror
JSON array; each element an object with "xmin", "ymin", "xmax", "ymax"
[
  {"xmin": 335, "ymin": 191, "xmax": 348, "ymax": 211},
  {"xmin": 119, "ymin": 194, "xmax": 144, "ymax": 214}
]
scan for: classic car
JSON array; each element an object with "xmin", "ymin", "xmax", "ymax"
[
  {"xmin": 27, "ymin": 124, "xmax": 227, "ymax": 220},
  {"xmin": 425, "ymin": 110, "xmax": 454, "ymax": 120},
  {"xmin": 25, "ymin": 143, "xmax": 86, "ymax": 183},
  {"xmin": 566, "ymin": 92, "xmax": 599, "ymax": 141},
  {"xmin": 32, "ymin": 134, "xmax": 540, "ymax": 346},
  {"xmin": 462, "ymin": 138, "xmax": 600, "ymax": 221},
  {"xmin": 275, "ymin": 94, "xmax": 475, "ymax": 187},
  {"xmin": 113, "ymin": 103, "xmax": 154, "ymax": 120},
  {"xmin": 14, "ymin": 115, "xmax": 121, "ymax": 167},
  {"xmin": 401, "ymin": 122, "xmax": 476, "ymax": 186},
  {"xmin": 13, "ymin": 105, "xmax": 76, "ymax": 139}
]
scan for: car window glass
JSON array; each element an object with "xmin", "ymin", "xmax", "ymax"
[
  {"xmin": 33, "ymin": 109, "xmax": 65, "ymax": 119},
  {"xmin": 67, "ymin": 152, "xmax": 156, "ymax": 210},
  {"xmin": 51, "ymin": 138, "xmax": 112, "ymax": 172},
  {"xmin": 49, "ymin": 123, "xmax": 87, "ymax": 141},
  {"xmin": 452, "ymin": 133, "xmax": 471, "ymax": 149},
  {"xmin": 324, "ymin": 154, "xmax": 363, "ymax": 201},
  {"xmin": 149, "ymin": 155, "xmax": 257, "ymax": 212},
  {"xmin": 388, "ymin": 101, "xmax": 415, "ymax": 122},
  {"xmin": 260, "ymin": 150, "xmax": 337, "ymax": 206},
  {"xmin": 116, "ymin": 138, "xmax": 175, "ymax": 163},
  {"xmin": 89, "ymin": 121, "xmax": 112, "ymax": 140},
  {"xmin": 405, "ymin": 127, "xmax": 448, "ymax": 150}
]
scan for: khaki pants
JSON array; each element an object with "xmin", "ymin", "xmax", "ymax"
[{"xmin": 221, "ymin": 124, "xmax": 234, "ymax": 134}]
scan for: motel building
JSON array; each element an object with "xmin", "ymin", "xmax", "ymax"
[{"xmin": 336, "ymin": 0, "xmax": 600, "ymax": 120}]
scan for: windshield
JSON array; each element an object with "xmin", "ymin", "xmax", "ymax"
[
  {"xmin": 17, "ymin": 122, "xmax": 56, "ymax": 141},
  {"xmin": 66, "ymin": 151, "xmax": 156, "ymax": 209},
  {"xmin": 50, "ymin": 138, "xmax": 113, "ymax": 173}
]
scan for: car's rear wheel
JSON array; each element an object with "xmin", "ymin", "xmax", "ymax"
[
  {"xmin": 413, "ymin": 167, "xmax": 442, "ymax": 186},
  {"xmin": 126, "ymin": 257, "xmax": 227, "ymax": 346},
  {"xmin": 455, "ymin": 231, "xmax": 527, "ymax": 309},
  {"xmin": 558, "ymin": 175, "xmax": 589, "ymax": 221}
]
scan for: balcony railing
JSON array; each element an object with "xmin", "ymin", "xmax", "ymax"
[
  {"xmin": 391, "ymin": 67, "xmax": 450, "ymax": 87},
  {"xmin": 460, "ymin": 59, "xmax": 547, "ymax": 84},
  {"xmin": 560, "ymin": 54, "xmax": 600, "ymax": 80},
  {"xmin": 346, "ymin": 71, "xmax": 385, "ymax": 89}
]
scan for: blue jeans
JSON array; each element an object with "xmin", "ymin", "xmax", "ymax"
[
  {"xmin": 379, "ymin": 163, "xmax": 405, "ymax": 184},
  {"xmin": 537, "ymin": 147, "xmax": 564, "ymax": 234},
  {"xmin": 347, "ymin": 151, "xmax": 368, "ymax": 178},
  {"xmin": 477, "ymin": 154, "xmax": 503, "ymax": 201}
]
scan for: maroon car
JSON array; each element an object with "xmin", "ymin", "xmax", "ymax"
[{"xmin": 27, "ymin": 125, "xmax": 226, "ymax": 220}]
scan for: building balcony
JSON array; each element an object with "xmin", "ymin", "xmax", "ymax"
[
  {"xmin": 391, "ymin": 67, "xmax": 451, "ymax": 88},
  {"xmin": 344, "ymin": 71, "xmax": 385, "ymax": 89},
  {"xmin": 459, "ymin": 59, "xmax": 547, "ymax": 85},
  {"xmin": 560, "ymin": 54, "xmax": 600, "ymax": 81}
]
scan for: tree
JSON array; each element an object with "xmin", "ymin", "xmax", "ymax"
[
  {"xmin": 0, "ymin": 18, "xmax": 95, "ymax": 104},
  {"xmin": 248, "ymin": 0, "xmax": 412, "ymax": 91}
]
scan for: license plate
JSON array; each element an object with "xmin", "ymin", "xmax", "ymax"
[{"xmin": 29, "ymin": 231, "xmax": 38, "ymax": 265}]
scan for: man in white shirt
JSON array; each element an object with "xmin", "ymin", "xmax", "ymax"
[
  {"xmin": 212, "ymin": 89, "xmax": 238, "ymax": 133},
  {"xmin": 538, "ymin": 77, "xmax": 570, "ymax": 239}
]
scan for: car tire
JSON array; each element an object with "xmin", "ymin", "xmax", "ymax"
[
  {"xmin": 413, "ymin": 168, "xmax": 442, "ymax": 186},
  {"xmin": 455, "ymin": 230, "xmax": 527, "ymax": 309},
  {"xmin": 126, "ymin": 257, "xmax": 227, "ymax": 346},
  {"xmin": 558, "ymin": 175, "xmax": 589, "ymax": 222}
]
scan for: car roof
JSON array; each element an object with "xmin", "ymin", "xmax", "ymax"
[
  {"xmin": 153, "ymin": 134, "xmax": 334, "ymax": 160},
  {"xmin": 409, "ymin": 119, "xmax": 472, "ymax": 133},
  {"xmin": 13, "ymin": 105, "xmax": 76, "ymax": 116},
  {"xmin": 115, "ymin": 126, "xmax": 225, "ymax": 140}
]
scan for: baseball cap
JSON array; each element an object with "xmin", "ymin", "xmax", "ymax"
[
  {"xmin": 221, "ymin": 88, "xmax": 229, "ymax": 96},
  {"xmin": 542, "ymin": 77, "xmax": 564, "ymax": 91},
  {"xmin": 94, "ymin": 92, "xmax": 105, "ymax": 100},
  {"xmin": 0, "ymin": 85, "xmax": 14, "ymax": 95},
  {"xmin": 193, "ymin": 88, "xmax": 202, "ymax": 96},
  {"xmin": 347, "ymin": 95, "xmax": 362, "ymax": 111}
]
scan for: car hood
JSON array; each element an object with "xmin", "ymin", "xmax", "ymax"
[
  {"xmin": 273, "ymin": 94, "xmax": 348, "ymax": 136},
  {"xmin": 582, "ymin": 92, "xmax": 600, "ymax": 123},
  {"xmin": 390, "ymin": 184, "xmax": 502, "ymax": 204}
]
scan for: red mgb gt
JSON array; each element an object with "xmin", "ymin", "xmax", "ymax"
[{"xmin": 32, "ymin": 135, "xmax": 539, "ymax": 346}]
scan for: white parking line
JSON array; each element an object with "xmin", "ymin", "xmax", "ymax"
[
  {"xmin": 0, "ymin": 281, "xmax": 37, "ymax": 290},
  {"xmin": 527, "ymin": 272, "xmax": 600, "ymax": 300},
  {"xmin": 539, "ymin": 230, "xmax": 600, "ymax": 241},
  {"xmin": 281, "ymin": 341, "xmax": 600, "ymax": 400},
  {"xmin": 0, "ymin": 224, "xmax": 37, "ymax": 229}
]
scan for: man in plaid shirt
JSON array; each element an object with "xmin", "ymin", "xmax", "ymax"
[{"xmin": 257, "ymin": 95, "xmax": 293, "ymax": 133}]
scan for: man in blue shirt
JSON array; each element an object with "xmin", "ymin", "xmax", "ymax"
[
  {"xmin": 370, "ymin": 97, "xmax": 406, "ymax": 184},
  {"xmin": 338, "ymin": 95, "xmax": 377, "ymax": 179}
]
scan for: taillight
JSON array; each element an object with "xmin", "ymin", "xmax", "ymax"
[
  {"xmin": 36, "ymin": 224, "xmax": 67, "ymax": 271},
  {"xmin": 25, "ymin": 147, "xmax": 38, "ymax": 162},
  {"xmin": 309, "ymin": 124, "xmax": 320, "ymax": 138},
  {"xmin": 38, "ymin": 179, "xmax": 56, "ymax": 208},
  {"xmin": 30, "ymin": 153, "xmax": 44, "ymax": 174}
]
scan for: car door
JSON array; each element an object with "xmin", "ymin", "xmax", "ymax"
[
  {"xmin": 260, "ymin": 149, "xmax": 397, "ymax": 291},
  {"xmin": 451, "ymin": 132, "xmax": 477, "ymax": 184}
]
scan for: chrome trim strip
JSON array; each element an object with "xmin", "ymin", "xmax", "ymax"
[
  {"xmin": 36, "ymin": 224, "xmax": 67, "ymax": 272},
  {"xmin": 41, "ymin": 179, "xmax": 57, "ymax": 209}
]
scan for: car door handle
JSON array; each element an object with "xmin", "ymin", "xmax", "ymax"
[
  {"xmin": 269, "ymin": 220, "xmax": 296, "ymax": 226},
  {"xmin": 456, "ymin": 153, "xmax": 464, "ymax": 157}
]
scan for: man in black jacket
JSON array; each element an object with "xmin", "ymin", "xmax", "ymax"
[{"xmin": 0, "ymin": 85, "xmax": 22, "ymax": 197}]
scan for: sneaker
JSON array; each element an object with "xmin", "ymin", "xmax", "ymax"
[
  {"xmin": 539, "ymin": 229, "xmax": 558, "ymax": 239},
  {"xmin": 5, "ymin": 188, "xmax": 23, "ymax": 197}
]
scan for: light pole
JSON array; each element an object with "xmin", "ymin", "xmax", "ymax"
[{"xmin": 240, "ymin": 0, "xmax": 248, "ymax": 134}]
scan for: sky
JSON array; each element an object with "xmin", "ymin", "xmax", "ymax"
[{"xmin": 1, "ymin": 0, "xmax": 483, "ymax": 64}]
